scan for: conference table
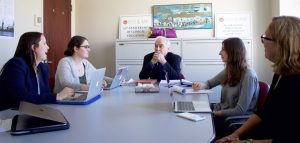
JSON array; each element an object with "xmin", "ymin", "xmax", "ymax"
[{"xmin": 0, "ymin": 85, "xmax": 215, "ymax": 143}]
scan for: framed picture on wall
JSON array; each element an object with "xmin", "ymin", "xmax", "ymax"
[
  {"xmin": 153, "ymin": 3, "xmax": 212, "ymax": 30},
  {"xmin": 119, "ymin": 15, "xmax": 152, "ymax": 39},
  {"xmin": 215, "ymin": 12, "xmax": 252, "ymax": 38}
]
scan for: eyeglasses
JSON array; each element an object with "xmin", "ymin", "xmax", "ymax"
[
  {"xmin": 79, "ymin": 45, "xmax": 90, "ymax": 49},
  {"xmin": 260, "ymin": 34, "xmax": 274, "ymax": 43}
]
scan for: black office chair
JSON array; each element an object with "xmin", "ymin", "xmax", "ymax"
[
  {"xmin": 224, "ymin": 81, "xmax": 269, "ymax": 133},
  {"xmin": 179, "ymin": 73, "xmax": 185, "ymax": 80}
]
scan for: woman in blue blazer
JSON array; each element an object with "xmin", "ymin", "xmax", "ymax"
[{"xmin": 0, "ymin": 32, "xmax": 74, "ymax": 111}]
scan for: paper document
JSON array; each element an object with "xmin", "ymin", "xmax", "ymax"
[
  {"xmin": 180, "ymin": 79, "xmax": 193, "ymax": 86},
  {"xmin": 160, "ymin": 80, "xmax": 180, "ymax": 87},
  {"xmin": 185, "ymin": 89, "xmax": 213, "ymax": 94},
  {"xmin": 0, "ymin": 119, "xmax": 12, "ymax": 132},
  {"xmin": 171, "ymin": 85, "xmax": 213, "ymax": 94}
]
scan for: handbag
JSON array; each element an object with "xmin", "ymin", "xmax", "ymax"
[{"xmin": 148, "ymin": 27, "xmax": 177, "ymax": 38}]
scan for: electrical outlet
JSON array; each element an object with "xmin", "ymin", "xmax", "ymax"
[{"xmin": 34, "ymin": 15, "xmax": 42, "ymax": 27}]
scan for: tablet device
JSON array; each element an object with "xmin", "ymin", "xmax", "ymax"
[
  {"xmin": 11, "ymin": 114, "xmax": 69, "ymax": 135},
  {"xmin": 10, "ymin": 102, "xmax": 70, "ymax": 135}
]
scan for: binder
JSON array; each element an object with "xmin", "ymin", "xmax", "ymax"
[{"xmin": 10, "ymin": 101, "xmax": 69, "ymax": 135}]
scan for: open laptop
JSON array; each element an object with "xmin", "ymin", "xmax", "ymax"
[
  {"xmin": 56, "ymin": 68, "xmax": 106, "ymax": 105},
  {"xmin": 167, "ymin": 70, "xmax": 211, "ymax": 113},
  {"xmin": 104, "ymin": 67, "xmax": 128, "ymax": 90},
  {"xmin": 10, "ymin": 101, "xmax": 69, "ymax": 135},
  {"xmin": 173, "ymin": 101, "xmax": 212, "ymax": 113}
]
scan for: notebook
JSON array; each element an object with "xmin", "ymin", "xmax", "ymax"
[
  {"xmin": 103, "ymin": 67, "xmax": 128, "ymax": 90},
  {"xmin": 10, "ymin": 101, "xmax": 69, "ymax": 135},
  {"xmin": 173, "ymin": 101, "xmax": 212, "ymax": 113},
  {"xmin": 56, "ymin": 68, "xmax": 106, "ymax": 105}
]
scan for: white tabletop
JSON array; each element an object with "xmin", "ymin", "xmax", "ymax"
[{"xmin": 0, "ymin": 85, "xmax": 215, "ymax": 143}]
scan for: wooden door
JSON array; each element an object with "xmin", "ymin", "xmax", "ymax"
[{"xmin": 44, "ymin": 0, "xmax": 71, "ymax": 89}]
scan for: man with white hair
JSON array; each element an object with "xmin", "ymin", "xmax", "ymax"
[{"xmin": 139, "ymin": 36, "xmax": 181, "ymax": 81}]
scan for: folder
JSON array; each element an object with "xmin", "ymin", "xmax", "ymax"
[{"xmin": 10, "ymin": 101, "xmax": 69, "ymax": 135}]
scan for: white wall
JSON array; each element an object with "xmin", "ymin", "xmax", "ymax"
[
  {"xmin": 74, "ymin": 0, "xmax": 275, "ymax": 83},
  {"xmin": 0, "ymin": 0, "xmax": 43, "ymax": 68},
  {"xmin": 280, "ymin": 0, "xmax": 300, "ymax": 17},
  {"xmin": 2, "ymin": 0, "xmax": 298, "ymax": 85}
]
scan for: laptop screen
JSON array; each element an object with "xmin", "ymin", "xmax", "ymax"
[{"xmin": 105, "ymin": 67, "xmax": 128, "ymax": 89}]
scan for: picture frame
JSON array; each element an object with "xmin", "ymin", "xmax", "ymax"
[
  {"xmin": 214, "ymin": 12, "xmax": 252, "ymax": 38},
  {"xmin": 119, "ymin": 15, "xmax": 152, "ymax": 39},
  {"xmin": 153, "ymin": 3, "xmax": 212, "ymax": 30}
]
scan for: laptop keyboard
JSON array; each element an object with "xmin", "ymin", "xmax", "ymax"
[
  {"xmin": 177, "ymin": 101, "xmax": 195, "ymax": 111},
  {"xmin": 63, "ymin": 94, "xmax": 87, "ymax": 101}
]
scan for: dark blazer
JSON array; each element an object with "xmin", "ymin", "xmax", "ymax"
[
  {"xmin": 255, "ymin": 74, "xmax": 300, "ymax": 142},
  {"xmin": 139, "ymin": 52, "xmax": 181, "ymax": 81},
  {"xmin": 0, "ymin": 57, "xmax": 56, "ymax": 111}
]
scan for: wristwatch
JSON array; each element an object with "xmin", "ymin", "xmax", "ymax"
[{"xmin": 243, "ymin": 139, "xmax": 253, "ymax": 143}]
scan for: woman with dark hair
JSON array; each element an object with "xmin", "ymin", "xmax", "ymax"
[
  {"xmin": 192, "ymin": 37, "xmax": 259, "ymax": 139},
  {"xmin": 54, "ymin": 35, "xmax": 111, "ymax": 93},
  {"xmin": 0, "ymin": 32, "xmax": 74, "ymax": 111}
]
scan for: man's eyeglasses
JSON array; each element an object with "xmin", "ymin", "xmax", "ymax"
[
  {"xmin": 80, "ymin": 45, "xmax": 90, "ymax": 49},
  {"xmin": 260, "ymin": 34, "xmax": 274, "ymax": 43}
]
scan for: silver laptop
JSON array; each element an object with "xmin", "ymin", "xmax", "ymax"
[
  {"xmin": 104, "ymin": 67, "xmax": 128, "ymax": 90},
  {"xmin": 56, "ymin": 68, "xmax": 106, "ymax": 105},
  {"xmin": 173, "ymin": 101, "xmax": 212, "ymax": 113}
]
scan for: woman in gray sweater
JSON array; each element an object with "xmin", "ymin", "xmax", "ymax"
[
  {"xmin": 54, "ymin": 36, "xmax": 111, "ymax": 93},
  {"xmin": 192, "ymin": 37, "xmax": 259, "ymax": 139}
]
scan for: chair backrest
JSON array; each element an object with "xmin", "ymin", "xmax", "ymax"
[
  {"xmin": 49, "ymin": 76, "xmax": 55, "ymax": 92},
  {"xmin": 257, "ymin": 81, "xmax": 269, "ymax": 109},
  {"xmin": 225, "ymin": 81, "xmax": 270, "ymax": 134},
  {"xmin": 179, "ymin": 73, "xmax": 185, "ymax": 80}
]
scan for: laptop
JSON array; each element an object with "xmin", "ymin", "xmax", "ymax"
[
  {"xmin": 173, "ymin": 101, "xmax": 212, "ymax": 113},
  {"xmin": 10, "ymin": 101, "xmax": 69, "ymax": 135},
  {"xmin": 104, "ymin": 67, "xmax": 128, "ymax": 90},
  {"xmin": 56, "ymin": 68, "xmax": 106, "ymax": 105}
]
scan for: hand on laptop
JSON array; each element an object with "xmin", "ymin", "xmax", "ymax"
[
  {"xmin": 81, "ymin": 84, "xmax": 89, "ymax": 91},
  {"xmin": 56, "ymin": 87, "xmax": 75, "ymax": 100},
  {"xmin": 102, "ymin": 80, "xmax": 108, "ymax": 88}
]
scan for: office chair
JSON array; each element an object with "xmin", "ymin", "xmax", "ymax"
[
  {"xmin": 225, "ymin": 81, "xmax": 269, "ymax": 133},
  {"xmin": 179, "ymin": 73, "xmax": 185, "ymax": 80},
  {"xmin": 49, "ymin": 76, "xmax": 55, "ymax": 92}
]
